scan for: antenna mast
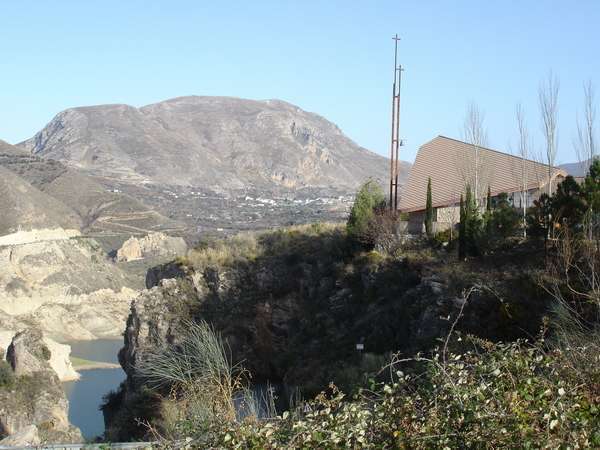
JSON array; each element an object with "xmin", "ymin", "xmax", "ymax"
[{"xmin": 389, "ymin": 34, "xmax": 404, "ymax": 210}]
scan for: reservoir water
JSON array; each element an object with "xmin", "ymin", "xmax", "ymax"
[{"xmin": 62, "ymin": 339, "xmax": 126, "ymax": 440}]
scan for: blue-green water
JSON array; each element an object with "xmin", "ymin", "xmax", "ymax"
[{"xmin": 62, "ymin": 339, "xmax": 125, "ymax": 440}]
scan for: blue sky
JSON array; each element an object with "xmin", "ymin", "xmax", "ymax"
[{"xmin": 0, "ymin": 1, "xmax": 598, "ymax": 164}]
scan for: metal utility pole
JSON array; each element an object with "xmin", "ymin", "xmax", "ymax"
[{"xmin": 389, "ymin": 34, "xmax": 404, "ymax": 210}]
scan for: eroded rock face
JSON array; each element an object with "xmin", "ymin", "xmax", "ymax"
[
  {"xmin": 43, "ymin": 338, "xmax": 79, "ymax": 382},
  {"xmin": 0, "ymin": 424, "xmax": 41, "ymax": 447},
  {"xmin": 119, "ymin": 278, "xmax": 196, "ymax": 378},
  {"xmin": 0, "ymin": 236, "xmax": 141, "ymax": 341},
  {"xmin": 116, "ymin": 232, "xmax": 187, "ymax": 262},
  {"xmin": 0, "ymin": 329, "xmax": 82, "ymax": 444},
  {"xmin": 0, "ymin": 327, "xmax": 78, "ymax": 382}
]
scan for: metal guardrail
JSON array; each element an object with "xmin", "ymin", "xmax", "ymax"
[{"xmin": 0, "ymin": 442, "xmax": 156, "ymax": 450}]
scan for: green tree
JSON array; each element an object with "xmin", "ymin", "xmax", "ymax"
[
  {"xmin": 347, "ymin": 179, "xmax": 386, "ymax": 244},
  {"xmin": 460, "ymin": 185, "xmax": 482, "ymax": 256},
  {"xmin": 527, "ymin": 193, "xmax": 552, "ymax": 238},
  {"xmin": 491, "ymin": 193, "xmax": 520, "ymax": 238},
  {"xmin": 425, "ymin": 177, "xmax": 433, "ymax": 237},
  {"xmin": 458, "ymin": 194, "xmax": 466, "ymax": 259},
  {"xmin": 552, "ymin": 176, "xmax": 585, "ymax": 230},
  {"xmin": 484, "ymin": 185, "xmax": 493, "ymax": 239}
]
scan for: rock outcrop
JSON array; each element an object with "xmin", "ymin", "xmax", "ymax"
[
  {"xmin": 0, "ymin": 235, "xmax": 141, "ymax": 342},
  {"xmin": 1, "ymin": 332, "xmax": 78, "ymax": 381},
  {"xmin": 116, "ymin": 232, "xmax": 187, "ymax": 263},
  {"xmin": 0, "ymin": 424, "xmax": 41, "ymax": 447},
  {"xmin": 42, "ymin": 338, "xmax": 79, "ymax": 382},
  {"xmin": 0, "ymin": 329, "xmax": 82, "ymax": 444}
]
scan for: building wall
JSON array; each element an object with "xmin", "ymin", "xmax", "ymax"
[
  {"xmin": 437, "ymin": 205, "xmax": 461, "ymax": 224},
  {"xmin": 405, "ymin": 182, "xmax": 564, "ymax": 234},
  {"xmin": 408, "ymin": 211, "xmax": 425, "ymax": 234}
]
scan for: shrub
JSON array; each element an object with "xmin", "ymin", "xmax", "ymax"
[
  {"xmin": 491, "ymin": 192, "xmax": 520, "ymax": 238},
  {"xmin": 185, "ymin": 233, "xmax": 260, "ymax": 269},
  {"xmin": 0, "ymin": 360, "xmax": 14, "ymax": 388},
  {"xmin": 459, "ymin": 185, "xmax": 482, "ymax": 257},
  {"xmin": 174, "ymin": 338, "xmax": 600, "ymax": 448},
  {"xmin": 134, "ymin": 320, "xmax": 272, "ymax": 440},
  {"xmin": 347, "ymin": 179, "xmax": 386, "ymax": 245}
]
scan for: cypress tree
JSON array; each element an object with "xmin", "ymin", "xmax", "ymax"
[
  {"xmin": 425, "ymin": 177, "xmax": 433, "ymax": 237},
  {"xmin": 464, "ymin": 185, "xmax": 481, "ymax": 256},
  {"xmin": 459, "ymin": 194, "xmax": 466, "ymax": 259},
  {"xmin": 485, "ymin": 185, "xmax": 493, "ymax": 239}
]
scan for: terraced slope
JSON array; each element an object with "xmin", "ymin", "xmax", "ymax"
[{"xmin": 0, "ymin": 140, "xmax": 181, "ymax": 236}]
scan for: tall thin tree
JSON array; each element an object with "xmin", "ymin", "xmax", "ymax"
[
  {"xmin": 425, "ymin": 177, "xmax": 433, "ymax": 237},
  {"xmin": 485, "ymin": 185, "xmax": 492, "ymax": 239},
  {"xmin": 462, "ymin": 103, "xmax": 489, "ymax": 204},
  {"xmin": 539, "ymin": 71, "xmax": 560, "ymax": 196},
  {"xmin": 459, "ymin": 194, "xmax": 466, "ymax": 260},
  {"xmin": 575, "ymin": 80, "xmax": 597, "ymax": 172},
  {"xmin": 515, "ymin": 103, "xmax": 532, "ymax": 237}
]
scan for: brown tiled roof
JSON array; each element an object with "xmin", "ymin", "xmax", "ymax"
[{"xmin": 399, "ymin": 136, "xmax": 566, "ymax": 212}]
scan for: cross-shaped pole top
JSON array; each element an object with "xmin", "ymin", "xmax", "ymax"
[{"xmin": 392, "ymin": 34, "xmax": 401, "ymax": 42}]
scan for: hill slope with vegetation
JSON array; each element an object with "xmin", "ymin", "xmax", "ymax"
[{"xmin": 101, "ymin": 161, "xmax": 600, "ymax": 447}]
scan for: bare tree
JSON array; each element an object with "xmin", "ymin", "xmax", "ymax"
[
  {"xmin": 515, "ymin": 103, "xmax": 532, "ymax": 237},
  {"xmin": 575, "ymin": 80, "xmax": 597, "ymax": 172},
  {"xmin": 538, "ymin": 72, "xmax": 560, "ymax": 196},
  {"xmin": 461, "ymin": 102, "xmax": 490, "ymax": 205}
]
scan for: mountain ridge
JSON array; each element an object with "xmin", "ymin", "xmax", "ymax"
[{"xmin": 20, "ymin": 95, "xmax": 407, "ymax": 191}]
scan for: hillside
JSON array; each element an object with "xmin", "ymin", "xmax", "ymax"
[
  {"xmin": 0, "ymin": 140, "xmax": 180, "ymax": 237},
  {"xmin": 104, "ymin": 224, "xmax": 555, "ymax": 441},
  {"xmin": 0, "ymin": 165, "xmax": 81, "ymax": 235},
  {"xmin": 20, "ymin": 96, "xmax": 404, "ymax": 192}
]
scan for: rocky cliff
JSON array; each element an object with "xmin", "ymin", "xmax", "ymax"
[
  {"xmin": 105, "ymin": 225, "xmax": 549, "ymax": 440},
  {"xmin": 0, "ymin": 329, "xmax": 82, "ymax": 445},
  {"xmin": 0, "ymin": 234, "xmax": 141, "ymax": 342}
]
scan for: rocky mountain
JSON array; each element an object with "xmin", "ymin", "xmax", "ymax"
[
  {"xmin": 0, "ymin": 140, "xmax": 180, "ymax": 238},
  {"xmin": 560, "ymin": 158, "xmax": 595, "ymax": 177},
  {"xmin": 18, "ymin": 96, "xmax": 410, "ymax": 236},
  {"xmin": 20, "ymin": 96, "xmax": 402, "ymax": 191}
]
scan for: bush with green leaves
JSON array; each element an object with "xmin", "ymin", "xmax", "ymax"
[
  {"xmin": 458, "ymin": 185, "xmax": 482, "ymax": 258},
  {"xmin": 527, "ymin": 159, "xmax": 600, "ymax": 236},
  {"xmin": 173, "ymin": 338, "xmax": 599, "ymax": 449},
  {"xmin": 491, "ymin": 192, "xmax": 521, "ymax": 238},
  {"xmin": 347, "ymin": 179, "xmax": 386, "ymax": 245}
]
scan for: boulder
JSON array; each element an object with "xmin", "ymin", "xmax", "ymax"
[
  {"xmin": 43, "ymin": 338, "xmax": 79, "ymax": 382},
  {"xmin": 116, "ymin": 232, "xmax": 187, "ymax": 262},
  {"xmin": 116, "ymin": 236, "xmax": 143, "ymax": 262},
  {"xmin": 6, "ymin": 329, "xmax": 51, "ymax": 377},
  {"xmin": 0, "ymin": 424, "xmax": 40, "ymax": 447},
  {"xmin": 0, "ymin": 329, "xmax": 83, "ymax": 444}
]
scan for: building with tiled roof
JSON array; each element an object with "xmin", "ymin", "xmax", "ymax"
[{"xmin": 399, "ymin": 136, "xmax": 567, "ymax": 232}]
